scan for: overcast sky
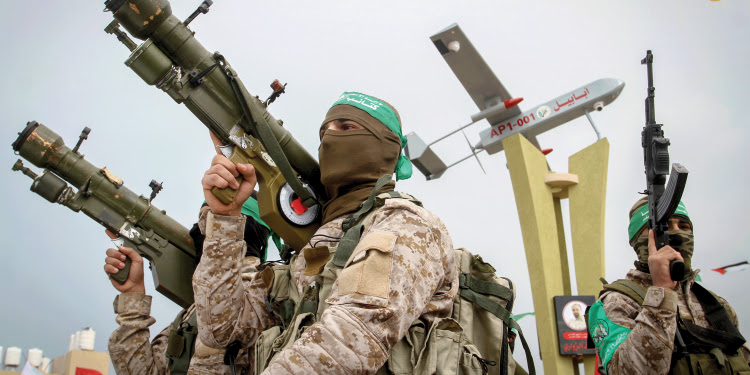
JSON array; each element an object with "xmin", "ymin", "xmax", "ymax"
[{"xmin": 1, "ymin": 1, "xmax": 748, "ymax": 373}]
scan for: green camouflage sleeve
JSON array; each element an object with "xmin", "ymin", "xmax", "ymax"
[
  {"xmin": 192, "ymin": 211, "xmax": 275, "ymax": 350},
  {"xmin": 108, "ymin": 292, "xmax": 169, "ymax": 375},
  {"xmin": 589, "ymin": 287, "xmax": 678, "ymax": 375},
  {"xmin": 263, "ymin": 200, "xmax": 458, "ymax": 374}
]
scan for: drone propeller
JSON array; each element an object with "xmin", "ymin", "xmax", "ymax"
[{"xmin": 462, "ymin": 130, "xmax": 485, "ymax": 174}]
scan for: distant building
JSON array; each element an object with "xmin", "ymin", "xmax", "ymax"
[
  {"xmin": 1, "ymin": 328, "xmax": 108, "ymax": 375},
  {"xmin": 49, "ymin": 349, "xmax": 109, "ymax": 375}
]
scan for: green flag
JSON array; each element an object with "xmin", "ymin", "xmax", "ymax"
[{"xmin": 512, "ymin": 312, "xmax": 535, "ymax": 321}]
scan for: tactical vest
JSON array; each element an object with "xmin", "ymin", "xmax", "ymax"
[
  {"xmin": 600, "ymin": 279, "xmax": 749, "ymax": 375},
  {"xmin": 253, "ymin": 175, "xmax": 536, "ymax": 375},
  {"xmin": 166, "ymin": 307, "xmax": 198, "ymax": 375}
]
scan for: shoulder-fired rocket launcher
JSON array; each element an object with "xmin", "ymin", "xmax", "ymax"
[
  {"xmin": 102, "ymin": 0, "xmax": 324, "ymax": 252},
  {"xmin": 12, "ymin": 121, "xmax": 196, "ymax": 308}
]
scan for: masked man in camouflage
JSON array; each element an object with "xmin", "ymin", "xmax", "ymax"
[
  {"xmin": 588, "ymin": 197, "xmax": 750, "ymax": 374},
  {"xmin": 195, "ymin": 92, "xmax": 458, "ymax": 374},
  {"xmin": 104, "ymin": 195, "xmax": 276, "ymax": 375}
]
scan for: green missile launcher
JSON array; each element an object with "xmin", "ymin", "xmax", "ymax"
[
  {"xmin": 12, "ymin": 121, "xmax": 196, "ymax": 308},
  {"xmin": 103, "ymin": 0, "xmax": 324, "ymax": 252}
]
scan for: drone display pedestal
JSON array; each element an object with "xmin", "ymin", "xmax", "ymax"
[{"xmin": 503, "ymin": 134, "xmax": 609, "ymax": 375}]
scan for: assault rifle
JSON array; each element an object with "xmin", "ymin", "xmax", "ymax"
[
  {"xmin": 640, "ymin": 50, "xmax": 689, "ymax": 281},
  {"xmin": 12, "ymin": 121, "xmax": 196, "ymax": 308},
  {"xmin": 102, "ymin": 0, "xmax": 323, "ymax": 252}
]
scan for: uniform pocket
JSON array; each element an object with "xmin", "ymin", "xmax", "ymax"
[
  {"xmin": 431, "ymin": 324, "xmax": 485, "ymax": 375},
  {"xmin": 388, "ymin": 318, "xmax": 485, "ymax": 375},
  {"xmin": 255, "ymin": 312, "xmax": 315, "ymax": 373},
  {"xmin": 336, "ymin": 231, "xmax": 396, "ymax": 302},
  {"xmin": 254, "ymin": 326, "xmax": 282, "ymax": 374},
  {"xmin": 696, "ymin": 357, "xmax": 726, "ymax": 375},
  {"xmin": 166, "ymin": 328, "xmax": 185, "ymax": 358},
  {"xmin": 386, "ymin": 322, "xmax": 426, "ymax": 374}
]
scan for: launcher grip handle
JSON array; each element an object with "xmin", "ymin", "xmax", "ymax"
[
  {"xmin": 211, "ymin": 176, "xmax": 242, "ymax": 205},
  {"xmin": 110, "ymin": 258, "xmax": 133, "ymax": 284},
  {"xmin": 108, "ymin": 237, "xmax": 133, "ymax": 284},
  {"xmin": 210, "ymin": 144, "xmax": 255, "ymax": 205}
]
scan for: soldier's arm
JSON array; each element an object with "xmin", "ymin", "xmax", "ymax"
[
  {"xmin": 263, "ymin": 203, "xmax": 458, "ymax": 374},
  {"xmin": 192, "ymin": 211, "xmax": 275, "ymax": 349},
  {"xmin": 108, "ymin": 293, "xmax": 169, "ymax": 375},
  {"xmin": 589, "ymin": 287, "xmax": 678, "ymax": 375}
]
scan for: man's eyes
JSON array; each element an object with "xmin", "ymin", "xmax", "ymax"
[{"xmin": 320, "ymin": 122, "xmax": 360, "ymax": 138}]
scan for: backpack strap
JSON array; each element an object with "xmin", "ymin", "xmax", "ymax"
[
  {"xmin": 589, "ymin": 279, "xmax": 647, "ymax": 352},
  {"xmin": 499, "ymin": 276, "xmax": 515, "ymax": 375},
  {"xmin": 459, "ymin": 273, "xmax": 514, "ymax": 301},
  {"xmin": 500, "ymin": 277, "xmax": 515, "ymax": 314},
  {"xmin": 458, "ymin": 282, "xmax": 536, "ymax": 375},
  {"xmin": 288, "ymin": 174, "xmax": 418, "ymax": 326},
  {"xmin": 332, "ymin": 174, "xmax": 393, "ymax": 267},
  {"xmin": 600, "ymin": 279, "xmax": 647, "ymax": 305}
]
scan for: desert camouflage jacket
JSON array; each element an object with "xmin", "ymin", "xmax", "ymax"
[
  {"xmin": 109, "ymin": 289, "xmax": 256, "ymax": 374},
  {"xmin": 192, "ymin": 198, "xmax": 458, "ymax": 374},
  {"xmin": 588, "ymin": 269, "xmax": 750, "ymax": 374},
  {"xmin": 109, "ymin": 292, "xmax": 171, "ymax": 375}
]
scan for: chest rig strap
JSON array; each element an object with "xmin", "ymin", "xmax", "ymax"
[
  {"xmin": 602, "ymin": 279, "xmax": 747, "ymax": 354},
  {"xmin": 678, "ymin": 283, "xmax": 746, "ymax": 353},
  {"xmin": 332, "ymin": 174, "xmax": 394, "ymax": 267}
]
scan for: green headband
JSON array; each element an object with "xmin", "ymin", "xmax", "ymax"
[
  {"xmin": 330, "ymin": 92, "xmax": 412, "ymax": 180},
  {"xmin": 239, "ymin": 198, "xmax": 269, "ymax": 230},
  {"xmin": 628, "ymin": 201, "xmax": 690, "ymax": 242},
  {"xmin": 240, "ymin": 198, "xmax": 283, "ymax": 254}
]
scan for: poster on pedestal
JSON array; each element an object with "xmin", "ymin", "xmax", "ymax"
[{"xmin": 553, "ymin": 295, "xmax": 596, "ymax": 356}]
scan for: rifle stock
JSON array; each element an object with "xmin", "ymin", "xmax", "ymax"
[{"xmin": 12, "ymin": 121, "xmax": 196, "ymax": 308}]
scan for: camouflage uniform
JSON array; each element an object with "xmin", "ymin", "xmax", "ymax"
[
  {"xmin": 193, "ymin": 198, "xmax": 458, "ymax": 374},
  {"xmin": 589, "ymin": 268, "xmax": 750, "ymax": 374},
  {"xmin": 109, "ymin": 262, "xmax": 260, "ymax": 375},
  {"xmin": 109, "ymin": 292, "xmax": 172, "ymax": 375}
]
